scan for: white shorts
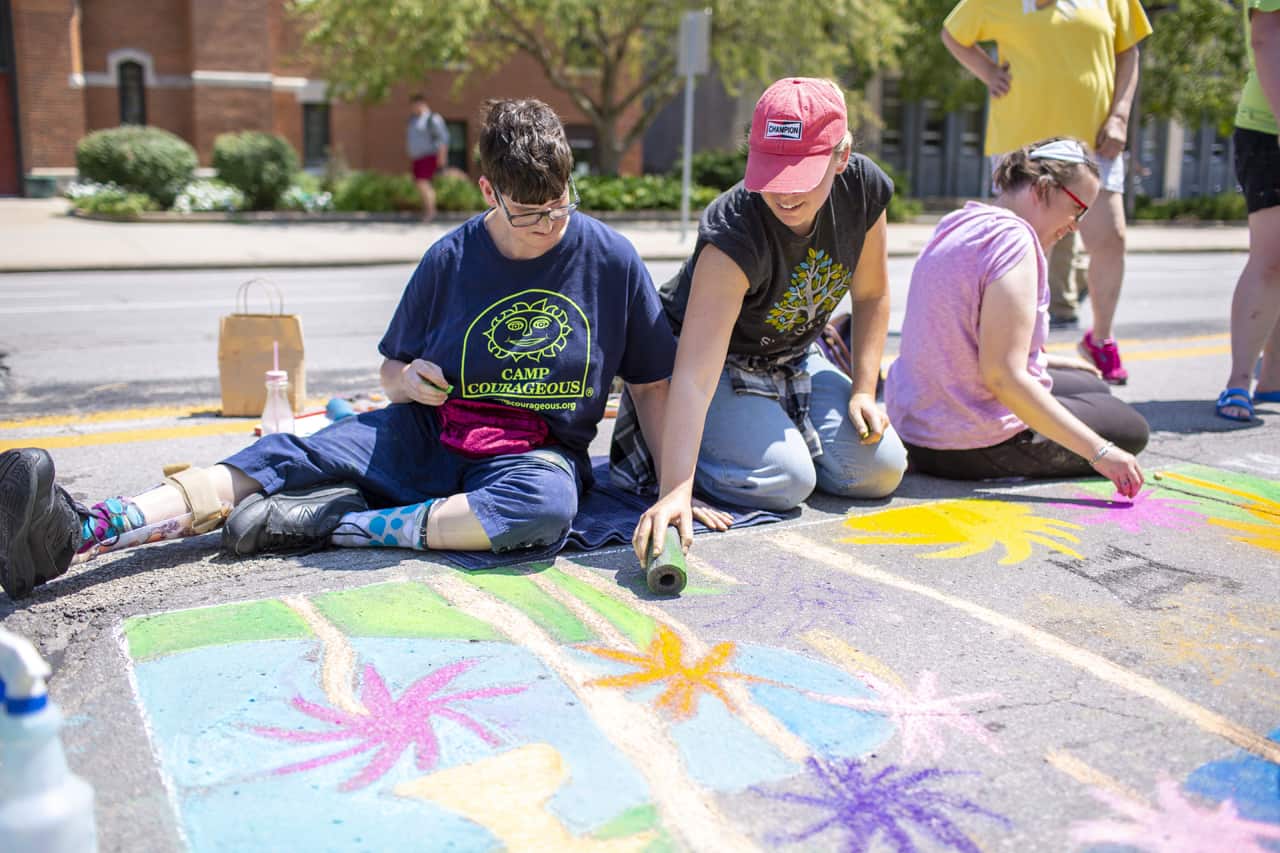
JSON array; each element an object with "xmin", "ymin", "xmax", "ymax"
[{"xmin": 989, "ymin": 151, "xmax": 1125, "ymax": 194}]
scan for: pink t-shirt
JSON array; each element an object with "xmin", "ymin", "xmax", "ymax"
[{"xmin": 886, "ymin": 202, "xmax": 1051, "ymax": 450}]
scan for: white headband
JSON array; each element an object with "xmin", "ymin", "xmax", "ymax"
[{"xmin": 1028, "ymin": 139, "xmax": 1091, "ymax": 164}]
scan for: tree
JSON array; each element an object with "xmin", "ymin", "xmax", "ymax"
[
  {"xmin": 1141, "ymin": 0, "xmax": 1247, "ymax": 136},
  {"xmin": 291, "ymin": 0, "xmax": 907, "ymax": 175}
]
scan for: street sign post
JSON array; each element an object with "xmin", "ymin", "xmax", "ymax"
[{"xmin": 678, "ymin": 9, "xmax": 711, "ymax": 242}]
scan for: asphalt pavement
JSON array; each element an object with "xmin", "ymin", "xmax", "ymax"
[{"xmin": 1, "ymin": 200, "xmax": 1278, "ymax": 852}]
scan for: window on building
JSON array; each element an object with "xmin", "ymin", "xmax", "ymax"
[
  {"xmin": 118, "ymin": 60, "xmax": 146, "ymax": 126},
  {"xmin": 879, "ymin": 77, "xmax": 905, "ymax": 171},
  {"xmin": 564, "ymin": 125, "xmax": 596, "ymax": 175},
  {"xmin": 302, "ymin": 103, "xmax": 331, "ymax": 169},
  {"xmin": 445, "ymin": 120, "xmax": 467, "ymax": 171}
]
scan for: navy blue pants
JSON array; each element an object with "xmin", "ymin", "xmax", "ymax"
[{"xmin": 221, "ymin": 403, "xmax": 580, "ymax": 553}]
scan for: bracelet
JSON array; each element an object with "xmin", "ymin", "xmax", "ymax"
[{"xmin": 1089, "ymin": 441, "xmax": 1114, "ymax": 465}]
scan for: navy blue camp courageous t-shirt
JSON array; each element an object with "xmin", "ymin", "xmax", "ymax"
[
  {"xmin": 379, "ymin": 213, "xmax": 676, "ymax": 475},
  {"xmin": 660, "ymin": 154, "xmax": 893, "ymax": 359}
]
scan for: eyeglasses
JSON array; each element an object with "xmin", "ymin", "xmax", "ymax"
[
  {"xmin": 494, "ymin": 177, "xmax": 579, "ymax": 228},
  {"xmin": 1056, "ymin": 182, "xmax": 1089, "ymax": 222}
]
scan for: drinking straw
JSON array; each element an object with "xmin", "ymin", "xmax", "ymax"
[{"xmin": 273, "ymin": 340, "xmax": 279, "ymax": 372}]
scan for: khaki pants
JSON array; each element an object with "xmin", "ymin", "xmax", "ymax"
[{"xmin": 1049, "ymin": 231, "xmax": 1089, "ymax": 321}]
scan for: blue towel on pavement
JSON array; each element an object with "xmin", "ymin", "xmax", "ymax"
[{"xmin": 439, "ymin": 460, "xmax": 792, "ymax": 570}]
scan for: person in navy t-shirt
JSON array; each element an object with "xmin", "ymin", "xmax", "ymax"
[{"xmin": 0, "ymin": 98, "xmax": 713, "ymax": 601}]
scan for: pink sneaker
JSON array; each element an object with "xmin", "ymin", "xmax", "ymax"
[{"xmin": 1078, "ymin": 330, "xmax": 1128, "ymax": 385}]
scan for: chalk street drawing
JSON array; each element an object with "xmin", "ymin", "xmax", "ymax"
[
  {"xmin": 1186, "ymin": 726, "xmax": 1280, "ymax": 828},
  {"xmin": 1032, "ymin": 592, "xmax": 1280, "ymax": 697},
  {"xmin": 1157, "ymin": 469, "xmax": 1280, "ymax": 554},
  {"xmin": 1045, "ymin": 545, "xmax": 1241, "ymax": 611},
  {"xmin": 753, "ymin": 757, "xmax": 1011, "ymax": 851},
  {"xmin": 841, "ymin": 498, "xmax": 1084, "ymax": 564},
  {"xmin": 124, "ymin": 566, "xmax": 913, "ymax": 851},
  {"xmin": 394, "ymin": 744, "xmax": 658, "ymax": 852},
  {"xmin": 583, "ymin": 623, "xmax": 766, "ymax": 720},
  {"xmin": 803, "ymin": 670, "xmax": 1002, "ymax": 764},
  {"xmin": 1070, "ymin": 777, "xmax": 1280, "ymax": 852},
  {"xmin": 1054, "ymin": 487, "xmax": 1205, "ymax": 534},
  {"xmin": 252, "ymin": 659, "xmax": 528, "ymax": 791}
]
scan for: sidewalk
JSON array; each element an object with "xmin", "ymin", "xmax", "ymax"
[{"xmin": 0, "ymin": 197, "xmax": 1251, "ymax": 272}]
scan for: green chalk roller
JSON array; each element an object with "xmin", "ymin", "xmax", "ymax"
[{"xmin": 643, "ymin": 527, "xmax": 688, "ymax": 595}]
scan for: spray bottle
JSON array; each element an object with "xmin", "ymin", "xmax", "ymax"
[{"xmin": 0, "ymin": 627, "xmax": 97, "ymax": 853}]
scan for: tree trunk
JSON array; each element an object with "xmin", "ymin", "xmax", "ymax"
[{"xmin": 593, "ymin": 114, "xmax": 623, "ymax": 176}]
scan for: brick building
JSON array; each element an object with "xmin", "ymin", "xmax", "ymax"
[{"xmin": 0, "ymin": 0, "xmax": 641, "ymax": 196}]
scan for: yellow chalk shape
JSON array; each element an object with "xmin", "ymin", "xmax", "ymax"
[
  {"xmin": 842, "ymin": 499, "xmax": 1083, "ymax": 565},
  {"xmin": 803, "ymin": 630, "xmax": 910, "ymax": 692},
  {"xmin": 395, "ymin": 744, "xmax": 654, "ymax": 852}
]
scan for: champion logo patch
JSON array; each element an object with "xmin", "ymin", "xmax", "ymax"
[{"xmin": 764, "ymin": 119, "xmax": 803, "ymax": 141}]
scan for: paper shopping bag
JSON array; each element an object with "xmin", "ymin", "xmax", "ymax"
[{"xmin": 217, "ymin": 279, "xmax": 306, "ymax": 416}]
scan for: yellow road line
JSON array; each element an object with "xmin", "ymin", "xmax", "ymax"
[
  {"xmin": 0, "ymin": 420, "xmax": 254, "ymax": 452},
  {"xmin": 0, "ymin": 403, "xmax": 221, "ymax": 431}
]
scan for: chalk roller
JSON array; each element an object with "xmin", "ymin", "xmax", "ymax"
[{"xmin": 643, "ymin": 527, "xmax": 688, "ymax": 595}]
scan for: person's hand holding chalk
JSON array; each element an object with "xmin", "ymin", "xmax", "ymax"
[
  {"xmin": 848, "ymin": 391, "xmax": 888, "ymax": 445},
  {"xmin": 401, "ymin": 358, "xmax": 452, "ymax": 406}
]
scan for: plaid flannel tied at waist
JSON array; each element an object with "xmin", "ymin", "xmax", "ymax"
[{"xmin": 609, "ymin": 347, "xmax": 821, "ymax": 494}]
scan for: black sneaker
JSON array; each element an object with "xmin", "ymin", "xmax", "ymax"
[
  {"xmin": 1049, "ymin": 315, "xmax": 1080, "ymax": 331},
  {"xmin": 222, "ymin": 484, "xmax": 368, "ymax": 556},
  {"xmin": 0, "ymin": 448, "xmax": 83, "ymax": 600}
]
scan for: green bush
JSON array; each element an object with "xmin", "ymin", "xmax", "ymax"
[
  {"xmin": 75, "ymin": 126, "xmax": 197, "ymax": 207},
  {"xmin": 576, "ymin": 174, "xmax": 719, "ymax": 211},
  {"xmin": 875, "ymin": 161, "xmax": 924, "ymax": 223},
  {"xmin": 1133, "ymin": 192, "xmax": 1246, "ymax": 222},
  {"xmin": 71, "ymin": 187, "xmax": 158, "ymax": 217},
  {"xmin": 433, "ymin": 172, "xmax": 486, "ymax": 212},
  {"xmin": 212, "ymin": 131, "xmax": 299, "ymax": 210},
  {"xmin": 331, "ymin": 170, "xmax": 421, "ymax": 212},
  {"xmin": 686, "ymin": 147, "xmax": 748, "ymax": 191}
]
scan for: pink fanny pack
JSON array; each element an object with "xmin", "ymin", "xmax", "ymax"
[{"xmin": 436, "ymin": 398, "xmax": 554, "ymax": 458}]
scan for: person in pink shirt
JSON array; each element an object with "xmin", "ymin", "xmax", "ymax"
[{"xmin": 885, "ymin": 138, "xmax": 1148, "ymax": 496}]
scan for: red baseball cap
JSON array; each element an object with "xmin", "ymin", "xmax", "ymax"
[{"xmin": 744, "ymin": 78, "xmax": 848, "ymax": 194}]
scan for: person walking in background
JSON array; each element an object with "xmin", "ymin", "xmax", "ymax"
[
  {"xmin": 1216, "ymin": 0, "xmax": 1280, "ymax": 421},
  {"xmin": 1047, "ymin": 231, "xmax": 1088, "ymax": 330},
  {"xmin": 942, "ymin": 0, "xmax": 1152, "ymax": 384},
  {"xmin": 885, "ymin": 139, "xmax": 1148, "ymax": 494},
  {"xmin": 407, "ymin": 93, "xmax": 450, "ymax": 223}
]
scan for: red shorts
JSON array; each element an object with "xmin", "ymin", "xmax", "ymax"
[{"xmin": 412, "ymin": 155, "xmax": 440, "ymax": 181}]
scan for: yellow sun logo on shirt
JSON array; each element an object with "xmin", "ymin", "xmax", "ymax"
[{"xmin": 484, "ymin": 300, "xmax": 572, "ymax": 363}]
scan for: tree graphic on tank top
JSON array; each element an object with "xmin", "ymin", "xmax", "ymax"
[{"xmin": 765, "ymin": 248, "xmax": 851, "ymax": 338}]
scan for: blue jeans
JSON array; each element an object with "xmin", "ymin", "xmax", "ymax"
[
  {"xmin": 693, "ymin": 350, "xmax": 907, "ymax": 511},
  {"xmin": 221, "ymin": 403, "xmax": 579, "ymax": 553}
]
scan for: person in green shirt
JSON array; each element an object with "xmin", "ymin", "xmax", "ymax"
[{"xmin": 1217, "ymin": 0, "xmax": 1280, "ymax": 420}]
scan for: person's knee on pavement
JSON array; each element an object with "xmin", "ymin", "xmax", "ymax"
[
  {"xmin": 701, "ymin": 456, "xmax": 817, "ymax": 512},
  {"xmin": 819, "ymin": 433, "xmax": 908, "ymax": 500},
  {"xmin": 493, "ymin": 475, "xmax": 578, "ymax": 551}
]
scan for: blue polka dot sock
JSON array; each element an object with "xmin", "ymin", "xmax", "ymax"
[{"xmin": 329, "ymin": 500, "xmax": 434, "ymax": 550}]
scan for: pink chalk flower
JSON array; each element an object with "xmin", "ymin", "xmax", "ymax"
[
  {"xmin": 1058, "ymin": 487, "xmax": 1204, "ymax": 535},
  {"xmin": 1071, "ymin": 778, "xmax": 1280, "ymax": 852},
  {"xmin": 254, "ymin": 658, "xmax": 528, "ymax": 791}
]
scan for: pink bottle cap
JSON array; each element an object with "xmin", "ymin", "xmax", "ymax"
[{"xmin": 266, "ymin": 370, "xmax": 288, "ymax": 382}]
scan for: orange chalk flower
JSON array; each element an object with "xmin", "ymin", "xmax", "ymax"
[{"xmin": 583, "ymin": 624, "xmax": 762, "ymax": 720}]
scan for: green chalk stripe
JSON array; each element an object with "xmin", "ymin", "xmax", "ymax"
[
  {"xmin": 461, "ymin": 568, "xmax": 590, "ymax": 643},
  {"xmin": 124, "ymin": 600, "xmax": 312, "ymax": 662},
  {"xmin": 311, "ymin": 582, "xmax": 500, "ymax": 640},
  {"xmin": 1156, "ymin": 464, "xmax": 1280, "ymax": 524},
  {"xmin": 544, "ymin": 568, "xmax": 655, "ymax": 649},
  {"xmin": 592, "ymin": 804, "xmax": 674, "ymax": 851}
]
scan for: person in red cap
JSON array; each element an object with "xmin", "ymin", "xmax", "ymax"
[{"xmin": 614, "ymin": 77, "xmax": 908, "ymax": 562}]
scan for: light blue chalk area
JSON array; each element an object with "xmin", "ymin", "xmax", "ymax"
[
  {"xmin": 566, "ymin": 642, "xmax": 893, "ymax": 793},
  {"xmin": 1185, "ymin": 725, "xmax": 1280, "ymax": 828},
  {"xmin": 132, "ymin": 638, "xmax": 652, "ymax": 850}
]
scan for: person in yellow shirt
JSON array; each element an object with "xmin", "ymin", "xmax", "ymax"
[
  {"xmin": 941, "ymin": 0, "xmax": 1152, "ymax": 385},
  {"xmin": 1216, "ymin": 0, "xmax": 1280, "ymax": 420}
]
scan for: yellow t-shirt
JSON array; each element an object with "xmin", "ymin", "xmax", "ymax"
[
  {"xmin": 1235, "ymin": 0, "xmax": 1280, "ymax": 135},
  {"xmin": 945, "ymin": 0, "xmax": 1153, "ymax": 155}
]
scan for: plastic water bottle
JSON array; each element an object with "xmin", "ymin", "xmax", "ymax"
[
  {"xmin": 261, "ymin": 369, "xmax": 295, "ymax": 435},
  {"xmin": 0, "ymin": 628, "xmax": 98, "ymax": 853}
]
